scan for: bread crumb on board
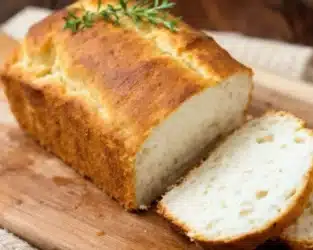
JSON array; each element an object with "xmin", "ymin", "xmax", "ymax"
[{"xmin": 97, "ymin": 231, "xmax": 105, "ymax": 236}]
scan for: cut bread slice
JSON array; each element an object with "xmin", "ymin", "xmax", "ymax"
[
  {"xmin": 158, "ymin": 112, "xmax": 313, "ymax": 249},
  {"xmin": 281, "ymin": 189, "xmax": 313, "ymax": 249}
]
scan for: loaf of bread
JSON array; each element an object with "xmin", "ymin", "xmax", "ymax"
[
  {"xmin": 158, "ymin": 112, "xmax": 313, "ymax": 249},
  {"xmin": 1, "ymin": 0, "xmax": 252, "ymax": 210}
]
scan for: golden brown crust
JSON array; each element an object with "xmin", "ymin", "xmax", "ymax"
[
  {"xmin": 2, "ymin": 74, "xmax": 136, "ymax": 208},
  {"xmin": 157, "ymin": 111, "xmax": 313, "ymax": 249},
  {"xmin": 1, "ymin": 0, "xmax": 252, "ymax": 209}
]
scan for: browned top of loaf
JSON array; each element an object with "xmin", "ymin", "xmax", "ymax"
[{"xmin": 3, "ymin": 0, "xmax": 252, "ymax": 157}]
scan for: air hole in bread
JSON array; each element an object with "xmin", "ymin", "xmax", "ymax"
[
  {"xmin": 294, "ymin": 137, "xmax": 305, "ymax": 144},
  {"xmin": 249, "ymin": 219, "xmax": 255, "ymax": 225},
  {"xmin": 256, "ymin": 190, "xmax": 268, "ymax": 200},
  {"xmin": 207, "ymin": 222, "xmax": 214, "ymax": 230},
  {"xmin": 256, "ymin": 134, "xmax": 274, "ymax": 144},
  {"xmin": 206, "ymin": 219, "xmax": 221, "ymax": 230},
  {"xmin": 240, "ymin": 202, "xmax": 254, "ymax": 216},
  {"xmin": 271, "ymin": 205, "xmax": 282, "ymax": 213},
  {"xmin": 240, "ymin": 208, "xmax": 253, "ymax": 217}
]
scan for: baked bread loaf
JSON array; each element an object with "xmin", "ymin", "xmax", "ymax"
[
  {"xmin": 158, "ymin": 112, "xmax": 313, "ymax": 249},
  {"xmin": 1, "ymin": 0, "xmax": 252, "ymax": 210},
  {"xmin": 281, "ymin": 189, "xmax": 313, "ymax": 249}
]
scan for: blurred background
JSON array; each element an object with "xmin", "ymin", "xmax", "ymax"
[{"xmin": 1, "ymin": 0, "xmax": 313, "ymax": 46}]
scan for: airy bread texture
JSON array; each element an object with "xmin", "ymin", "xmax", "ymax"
[
  {"xmin": 158, "ymin": 112, "xmax": 313, "ymax": 249},
  {"xmin": 282, "ymin": 189, "xmax": 313, "ymax": 249},
  {"xmin": 1, "ymin": 0, "xmax": 252, "ymax": 210}
]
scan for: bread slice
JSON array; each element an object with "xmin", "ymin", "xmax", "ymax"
[
  {"xmin": 158, "ymin": 112, "xmax": 313, "ymax": 249},
  {"xmin": 281, "ymin": 189, "xmax": 313, "ymax": 249},
  {"xmin": 0, "ymin": 0, "xmax": 252, "ymax": 210}
]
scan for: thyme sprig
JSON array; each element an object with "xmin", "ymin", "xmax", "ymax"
[{"xmin": 64, "ymin": 0, "xmax": 180, "ymax": 33}]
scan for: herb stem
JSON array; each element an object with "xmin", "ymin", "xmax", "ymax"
[{"xmin": 64, "ymin": 0, "xmax": 179, "ymax": 33}]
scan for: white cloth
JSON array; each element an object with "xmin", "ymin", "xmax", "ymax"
[
  {"xmin": 0, "ymin": 230, "xmax": 35, "ymax": 250},
  {"xmin": 0, "ymin": 7, "xmax": 51, "ymax": 40},
  {"xmin": 0, "ymin": 7, "xmax": 312, "ymax": 250},
  {"xmin": 206, "ymin": 31, "xmax": 313, "ymax": 81}
]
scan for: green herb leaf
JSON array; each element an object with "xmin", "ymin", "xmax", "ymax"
[
  {"xmin": 64, "ymin": 0, "xmax": 179, "ymax": 33},
  {"xmin": 119, "ymin": 0, "xmax": 127, "ymax": 11},
  {"xmin": 63, "ymin": 11, "xmax": 82, "ymax": 32},
  {"xmin": 97, "ymin": 0, "xmax": 102, "ymax": 11},
  {"xmin": 81, "ymin": 11, "xmax": 95, "ymax": 29}
]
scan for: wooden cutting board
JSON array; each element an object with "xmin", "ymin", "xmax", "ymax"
[{"xmin": 0, "ymin": 32, "xmax": 312, "ymax": 250}]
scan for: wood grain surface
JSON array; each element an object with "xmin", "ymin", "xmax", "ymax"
[
  {"xmin": 0, "ymin": 33, "xmax": 312, "ymax": 250},
  {"xmin": 0, "ymin": 114, "xmax": 199, "ymax": 250}
]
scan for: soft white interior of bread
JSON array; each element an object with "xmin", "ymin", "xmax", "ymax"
[
  {"xmin": 135, "ymin": 73, "xmax": 250, "ymax": 207},
  {"xmin": 160, "ymin": 113, "xmax": 313, "ymax": 241},
  {"xmin": 283, "ymin": 187, "xmax": 313, "ymax": 242}
]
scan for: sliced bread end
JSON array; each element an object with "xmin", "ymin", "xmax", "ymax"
[{"xmin": 158, "ymin": 111, "xmax": 313, "ymax": 250}]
